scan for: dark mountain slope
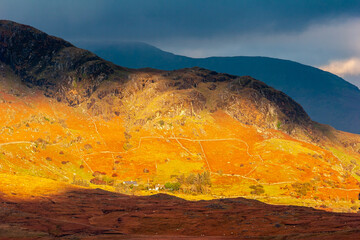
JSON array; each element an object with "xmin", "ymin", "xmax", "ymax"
[
  {"xmin": 0, "ymin": 20, "xmax": 126, "ymax": 106},
  {"xmin": 85, "ymin": 42, "xmax": 360, "ymax": 133}
]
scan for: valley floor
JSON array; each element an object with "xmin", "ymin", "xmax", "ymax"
[{"xmin": 1, "ymin": 174, "xmax": 360, "ymax": 240}]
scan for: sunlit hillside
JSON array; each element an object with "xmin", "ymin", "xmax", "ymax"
[{"xmin": 1, "ymin": 57, "xmax": 360, "ymax": 212}]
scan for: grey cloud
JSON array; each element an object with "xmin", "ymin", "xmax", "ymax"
[
  {"xmin": 2, "ymin": 0, "xmax": 360, "ymax": 70},
  {"xmin": 2, "ymin": 0, "xmax": 360, "ymax": 42}
]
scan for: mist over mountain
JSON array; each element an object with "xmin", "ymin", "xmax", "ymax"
[{"xmin": 84, "ymin": 42, "xmax": 360, "ymax": 134}]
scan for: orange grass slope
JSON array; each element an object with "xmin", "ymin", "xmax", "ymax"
[
  {"xmin": 0, "ymin": 69, "xmax": 359, "ymax": 212},
  {"xmin": 1, "ymin": 20, "xmax": 360, "ymax": 212}
]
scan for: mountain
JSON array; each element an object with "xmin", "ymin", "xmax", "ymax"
[
  {"xmin": 2, "ymin": 20, "xmax": 360, "ymax": 238},
  {"xmin": 85, "ymin": 42, "xmax": 360, "ymax": 134}
]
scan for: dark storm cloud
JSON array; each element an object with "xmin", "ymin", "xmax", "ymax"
[
  {"xmin": 3, "ymin": 0, "xmax": 360, "ymax": 87},
  {"xmin": 1, "ymin": 0, "xmax": 360, "ymax": 43}
]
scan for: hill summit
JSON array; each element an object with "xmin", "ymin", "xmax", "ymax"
[{"xmin": 85, "ymin": 41, "xmax": 360, "ymax": 134}]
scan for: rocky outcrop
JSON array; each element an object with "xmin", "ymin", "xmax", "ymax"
[{"xmin": 157, "ymin": 68, "xmax": 311, "ymax": 131}]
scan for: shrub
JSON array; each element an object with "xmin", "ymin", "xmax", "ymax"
[
  {"xmin": 124, "ymin": 132, "xmax": 132, "ymax": 140},
  {"xmin": 291, "ymin": 182, "xmax": 311, "ymax": 197},
  {"xmin": 123, "ymin": 142, "xmax": 133, "ymax": 151},
  {"xmin": 186, "ymin": 173, "xmax": 196, "ymax": 185},
  {"xmin": 84, "ymin": 144, "xmax": 93, "ymax": 150},
  {"xmin": 176, "ymin": 171, "xmax": 211, "ymax": 194},
  {"xmin": 90, "ymin": 178, "xmax": 107, "ymax": 185},
  {"xmin": 72, "ymin": 176, "xmax": 90, "ymax": 187},
  {"xmin": 164, "ymin": 182, "xmax": 181, "ymax": 191},
  {"xmin": 249, "ymin": 185, "xmax": 265, "ymax": 195},
  {"xmin": 343, "ymin": 163, "xmax": 354, "ymax": 172}
]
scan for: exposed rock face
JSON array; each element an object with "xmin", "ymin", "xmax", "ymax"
[{"xmin": 161, "ymin": 68, "xmax": 311, "ymax": 130}]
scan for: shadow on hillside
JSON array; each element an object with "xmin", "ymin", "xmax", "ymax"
[{"xmin": 1, "ymin": 188, "xmax": 360, "ymax": 239}]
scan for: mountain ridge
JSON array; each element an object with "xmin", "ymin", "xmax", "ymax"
[
  {"xmin": 84, "ymin": 41, "xmax": 360, "ymax": 133},
  {"xmin": 1, "ymin": 20, "xmax": 360, "ymax": 216},
  {"xmin": 0, "ymin": 20, "xmax": 313, "ymax": 134}
]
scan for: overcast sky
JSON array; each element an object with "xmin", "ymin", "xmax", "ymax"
[{"xmin": 1, "ymin": 0, "xmax": 360, "ymax": 86}]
